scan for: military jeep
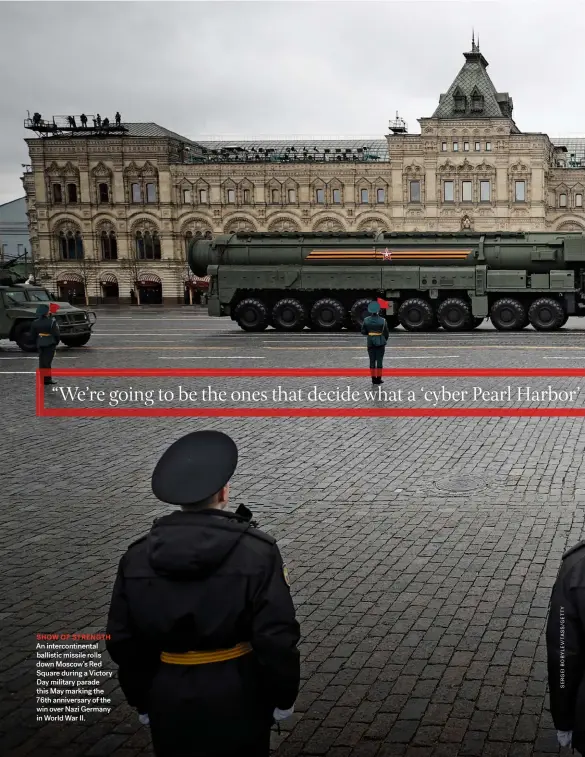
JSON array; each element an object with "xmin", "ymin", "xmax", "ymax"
[{"xmin": 0, "ymin": 285, "xmax": 96, "ymax": 351}]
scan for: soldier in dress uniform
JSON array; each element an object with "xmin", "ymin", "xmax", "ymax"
[
  {"xmin": 30, "ymin": 303, "xmax": 60, "ymax": 385},
  {"xmin": 361, "ymin": 300, "xmax": 390, "ymax": 385},
  {"xmin": 546, "ymin": 539, "xmax": 585, "ymax": 754},
  {"xmin": 106, "ymin": 430, "xmax": 301, "ymax": 757}
]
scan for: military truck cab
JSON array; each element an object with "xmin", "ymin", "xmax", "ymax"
[{"xmin": 0, "ymin": 285, "xmax": 96, "ymax": 351}]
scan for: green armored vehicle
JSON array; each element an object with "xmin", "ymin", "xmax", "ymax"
[
  {"xmin": 0, "ymin": 284, "xmax": 96, "ymax": 351},
  {"xmin": 189, "ymin": 231, "xmax": 585, "ymax": 332}
]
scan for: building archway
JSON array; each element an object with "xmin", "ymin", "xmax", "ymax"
[
  {"xmin": 136, "ymin": 272, "xmax": 162, "ymax": 304},
  {"xmin": 100, "ymin": 272, "xmax": 119, "ymax": 303},
  {"xmin": 57, "ymin": 272, "xmax": 85, "ymax": 304}
]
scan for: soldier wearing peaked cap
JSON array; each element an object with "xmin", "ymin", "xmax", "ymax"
[
  {"xmin": 546, "ymin": 539, "xmax": 585, "ymax": 755},
  {"xmin": 361, "ymin": 300, "xmax": 390, "ymax": 385},
  {"xmin": 30, "ymin": 303, "xmax": 60, "ymax": 386},
  {"xmin": 106, "ymin": 430, "xmax": 301, "ymax": 757}
]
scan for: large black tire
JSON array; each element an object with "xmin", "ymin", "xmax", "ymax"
[
  {"xmin": 234, "ymin": 298, "xmax": 269, "ymax": 332},
  {"xmin": 471, "ymin": 317, "xmax": 485, "ymax": 329},
  {"xmin": 60, "ymin": 334, "xmax": 91, "ymax": 347},
  {"xmin": 490, "ymin": 298, "xmax": 527, "ymax": 331},
  {"xmin": 560, "ymin": 314, "xmax": 569, "ymax": 327},
  {"xmin": 398, "ymin": 298, "xmax": 435, "ymax": 332},
  {"xmin": 437, "ymin": 298, "xmax": 472, "ymax": 331},
  {"xmin": 528, "ymin": 298, "xmax": 565, "ymax": 331},
  {"xmin": 14, "ymin": 321, "xmax": 36, "ymax": 352},
  {"xmin": 271, "ymin": 298, "xmax": 306, "ymax": 331},
  {"xmin": 386, "ymin": 315, "xmax": 399, "ymax": 330},
  {"xmin": 311, "ymin": 298, "xmax": 346, "ymax": 331},
  {"xmin": 350, "ymin": 298, "xmax": 371, "ymax": 330}
]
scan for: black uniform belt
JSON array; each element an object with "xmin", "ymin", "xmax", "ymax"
[{"xmin": 160, "ymin": 642, "xmax": 252, "ymax": 665}]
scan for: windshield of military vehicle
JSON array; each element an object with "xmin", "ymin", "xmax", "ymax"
[
  {"xmin": 27, "ymin": 290, "xmax": 50, "ymax": 302},
  {"xmin": 4, "ymin": 291, "xmax": 28, "ymax": 305}
]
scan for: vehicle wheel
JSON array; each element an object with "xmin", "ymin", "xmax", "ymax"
[
  {"xmin": 437, "ymin": 298, "xmax": 472, "ymax": 331},
  {"xmin": 350, "ymin": 298, "xmax": 371, "ymax": 329},
  {"xmin": 398, "ymin": 298, "xmax": 434, "ymax": 332},
  {"xmin": 14, "ymin": 322, "xmax": 36, "ymax": 352},
  {"xmin": 560, "ymin": 314, "xmax": 569, "ymax": 327},
  {"xmin": 60, "ymin": 334, "xmax": 91, "ymax": 347},
  {"xmin": 471, "ymin": 317, "xmax": 485, "ymax": 329},
  {"xmin": 234, "ymin": 298, "xmax": 269, "ymax": 332},
  {"xmin": 271, "ymin": 298, "xmax": 306, "ymax": 331},
  {"xmin": 386, "ymin": 315, "xmax": 399, "ymax": 330},
  {"xmin": 528, "ymin": 298, "xmax": 565, "ymax": 331},
  {"xmin": 311, "ymin": 298, "xmax": 346, "ymax": 331},
  {"xmin": 490, "ymin": 298, "xmax": 527, "ymax": 331}
]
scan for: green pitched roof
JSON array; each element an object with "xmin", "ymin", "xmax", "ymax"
[{"xmin": 433, "ymin": 44, "xmax": 513, "ymax": 120}]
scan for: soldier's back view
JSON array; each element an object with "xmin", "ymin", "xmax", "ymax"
[
  {"xmin": 106, "ymin": 430, "xmax": 301, "ymax": 757},
  {"xmin": 546, "ymin": 540, "xmax": 585, "ymax": 755}
]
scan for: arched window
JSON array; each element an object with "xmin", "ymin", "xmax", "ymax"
[
  {"xmin": 136, "ymin": 230, "xmax": 161, "ymax": 260},
  {"xmin": 101, "ymin": 230, "xmax": 118, "ymax": 260},
  {"xmin": 184, "ymin": 229, "xmax": 201, "ymax": 254},
  {"xmin": 59, "ymin": 230, "xmax": 84, "ymax": 259},
  {"xmin": 271, "ymin": 189, "xmax": 279, "ymax": 204},
  {"xmin": 98, "ymin": 183, "xmax": 110, "ymax": 203},
  {"xmin": 559, "ymin": 193, "xmax": 567, "ymax": 207}
]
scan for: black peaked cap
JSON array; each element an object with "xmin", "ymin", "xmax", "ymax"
[{"xmin": 151, "ymin": 431, "xmax": 238, "ymax": 506}]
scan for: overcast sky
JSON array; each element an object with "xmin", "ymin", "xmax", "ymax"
[{"xmin": 1, "ymin": 0, "xmax": 585, "ymax": 204}]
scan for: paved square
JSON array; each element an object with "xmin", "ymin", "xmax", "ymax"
[{"xmin": 2, "ymin": 309, "xmax": 585, "ymax": 756}]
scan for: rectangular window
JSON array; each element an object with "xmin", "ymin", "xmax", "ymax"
[
  {"xmin": 131, "ymin": 183, "xmax": 141, "ymax": 203},
  {"xmin": 98, "ymin": 183, "xmax": 109, "ymax": 203},
  {"xmin": 410, "ymin": 180, "xmax": 421, "ymax": 203},
  {"xmin": 287, "ymin": 188, "xmax": 296, "ymax": 203},
  {"xmin": 463, "ymin": 142, "xmax": 470, "ymax": 152},
  {"xmin": 560, "ymin": 193, "xmax": 567, "ymax": 207},
  {"xmin": 227, "ymin": 189, "xmax": 235, "ymax": 203},
  {"xmin": 67, "ymin": 183, "xmax": 77, "ymax": 203},
  {"xmin": 243, "ymin": 189, "xmax": 250, "ymax": 203},
  {"xmin": 333, "ymin": 189, "xmax": 341, "ymax": 204},
  {"xmin": 183, "ymin": 189, "xmax": 191, "ymax": 203},
  {"xmin": 443, "ymin": 181, "xmax": 454, "ymax": 202},
  {"xmin": 199, "ymin": 189, "xmax": 208, "ymax": 203},
  {"xmin": 53, "ymin": 184, "xmax": 62, "ymax": 203},
  {"xmin": 515, "ymin": 181, "xmax": 526, "ymax": 202},
  {"xmin": 577, "ymin": 193, "xmax": 583, "ymax": 207},
  {"xmin": 441, "ymin": 142, "xmax": 447, "ymax": 152},
  {"xmin": 316, "ymin": 188, "xmax": 324, "ymax": 203},
  {"xmin": 462, "ymin": 181, "xmax": 472, "ymax": 202},
  {"xmin": 271, "ymin": 189, "xmax": 279, "ymax": 203},
  {"xmin": 453, "ymin": 142, "xmax": 459, "ymax": 152},
  {"xmin": 475, "ymin": 142, "xmax": 481, "ymax": 151},
  {"xmin": 360, "ymin": 188, "xmax": 369, "ymax": 203},
  {"xmin": 146, "ymin": 183, "xmax": 156, "ymax": 203},
  {"xmin": 486, "ymin": 142, "xmax": 492, "ymax": 152},
  {"xmin": 480, "ymin": 180, "xmax": 491, "ymax": 202},
  {"xmin": 377, "ymin": 188, "xmax": 385, "ymax": 203}
]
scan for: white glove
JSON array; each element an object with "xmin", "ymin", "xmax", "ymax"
[
  {"xmin": 138, "ymin": 713, "xmax": 150, "ymax": 726},
  {"xmin": 273, "ymin": 705, "xmax": 294, "ymax": 721},
  {"xmin": 557, "ymin": 731, "xmax": 572, "ymax": 747}
]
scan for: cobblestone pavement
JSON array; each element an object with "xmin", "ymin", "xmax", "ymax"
[{"xmin": 2, "ymin": 307, "xmax": 585, "ymax": 756}]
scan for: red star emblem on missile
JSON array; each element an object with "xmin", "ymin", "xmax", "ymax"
[{"xmin": 382, "ymin": 248, "xmax": 392, "ymax": 260}]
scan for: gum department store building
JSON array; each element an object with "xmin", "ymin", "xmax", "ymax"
[{"xmin": 21, "ymin": 40, "xmax": 585, "ymax": 304}]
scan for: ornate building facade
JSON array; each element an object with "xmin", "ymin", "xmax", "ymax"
[{"xmin": 22, "ymin": 41, "xmax": 585, "ymax": 304}]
